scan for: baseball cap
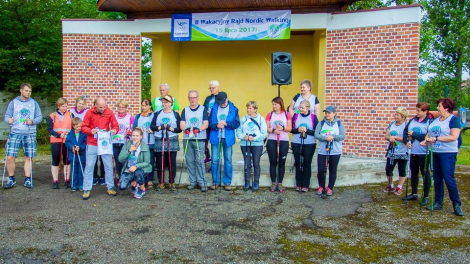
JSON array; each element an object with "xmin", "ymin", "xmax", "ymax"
[
  {"xmin": 323, "ymin": 105, "xmax": 336, "ymax": 113},
  {"xmin": 216, "ymin": 92, "xmax": 227, "ymax": 105}
]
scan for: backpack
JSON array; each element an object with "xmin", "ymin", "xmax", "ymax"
[{"xmin": 292, "ymin": 112, "xmax": 315, "ymax": 129}]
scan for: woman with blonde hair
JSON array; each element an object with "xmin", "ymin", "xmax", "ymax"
[{"xmin": 384, "ymin": 107, "xmax": 409, "ymax": 195}]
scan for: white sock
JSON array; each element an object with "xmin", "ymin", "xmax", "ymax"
[
  {"xmin": 390, "ymin": 183, "xmax": 394, "ymax": 188},
  {"xmin": 398, "ymin": 185, "xmax": 402, "ymax": 189}
]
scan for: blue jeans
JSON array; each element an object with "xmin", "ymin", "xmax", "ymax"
[
  {"xmin": 70, "ymin": 157, "xmax": 85, "ymax": 189},
  {"xmin": 113, "ymin": 144, "xmax": 124, "ymax": 178},
  {"xmin": 211, "ymin": 141, "xmax": 233, "ymax": 185},
  {"xmin": 433, "ymin": 152, "xmax": 461, "ymax": 205}
]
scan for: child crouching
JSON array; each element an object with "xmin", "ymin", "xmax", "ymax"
[{"xmin": 118, "ymin": 127, "xmax": 152, "ymax": 199}]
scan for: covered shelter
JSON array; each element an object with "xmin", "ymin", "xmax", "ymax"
[{"xmin": 62, "ymin": 1, "xmax": 420, "ymax": 157}]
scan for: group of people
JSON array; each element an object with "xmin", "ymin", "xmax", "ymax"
[
  {"xmin": 384, "ymin": 99, "xmax": 464, "ymax": 216},
  {"xmin": 1, "ymin": 82, "xmax": 464, "ymax": 216}
]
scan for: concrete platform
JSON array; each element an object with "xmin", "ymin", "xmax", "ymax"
[{"xmin": 173, "ymin": 141, "xmax": 387, "ymax": 188}]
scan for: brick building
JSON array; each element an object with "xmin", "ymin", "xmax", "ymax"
[{"xmin": 62, "ymin": 2, "xmax": 420, "ymax": 158}]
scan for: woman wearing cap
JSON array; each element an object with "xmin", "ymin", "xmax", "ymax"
[
  {"xmin": 151, "ymin": 95, "xmax": 182, "ymax": 191},
  {"xmin": 133, "ymin": 99, "xmax": 156, "ymax": 188},
  {"xmin": 291, "ymin": 100, "xmax": 318, "ymax": 192},
  {"xmin": 402, "ymin": 102, "xmax": 432, "ymax": 205},
  {"xmin": 384, "ymin": 107, "xmax": 409, "ymax": 195},
  {"xmin": 265, "ymin": 97, "xmax": 292, "ymax": 193},
  {"xmin": 236, "ymin": 101, "xmax": 267, "ymax": 192},
  {"xmin": 314, "ymin": 105, "xmax": 345, "ymax": 196},
  {"xmin": 289, "ymin": 79, "xmax": 320, "ymax": 117},
  {"xmin": 421, "ymin": 98, "xmax": 463, "ymax": 216}
]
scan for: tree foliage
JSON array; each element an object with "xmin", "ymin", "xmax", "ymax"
[
  {"xmin": 0, "ymin": 0, "xmax": 124, "ymax": 101},
  {"xmin": 350, "ymin": 0, "xmax": 470, "ymax": 107},
  {"xmin": 141, "ymin": 38, "xmax": 152, "ymax": 100}
]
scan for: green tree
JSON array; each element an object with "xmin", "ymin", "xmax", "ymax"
[
  {"xmin": 420, "ymin": 0, "xmax": 470, "ymax": 83},
  {"xmin": 141, "ymin": 38, "xmax": 152, "ymax": 100},
  {"xmin": 0, "ymin": 0, "xmax": 124, "ymax": 101}
]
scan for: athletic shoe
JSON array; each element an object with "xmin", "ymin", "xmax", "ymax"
[
  {"xmin": 187, "ymin": 185, "xmax": 196, "ymax": 190},
  {"xmin": 316, "ymin": 187, "xmax": 324, "ymax": 196},
  {"xmin": 82, "ymin": 190, "xmax": 90, "ymax": 200},
  {"xmin": 71, "ymin": 188, "xmax": 77, "ymax": 192},
  {"xmin": 79, "ymin": 187, "xmax": 84, "ymax": 191},
  {"xmin": 252, "ymin": 183, "xmax": 259, "ymax": 192},
  {"xmin": 201, "ymin": 186, "xmax": 208, "ymax": 192},
  {"xmin": 93, "ymin": 178, "xmax": 98, "ymax": 185},
  {"xmin": 301, "ymin": 187, "xmax": 308, "ymax": 193},
  {"xmin": 64, "ymin": 180, "xmax": 71, "ymax": 189},
  {"xmin": 23, "ymin": 178, "xmax": 32, "ymax": 189},
  {"xmin": 107, "ymin": 188, "xmax": 117, "ymax": 196},
  {"xmin": 131, "ymin": 186, "xmax": 137, "ymax": 195},
  {"xmin": 224, "ymin": 185, "xmax": 232, "ymax": 191},
  {"xmin": 394, "ymin": 187, "xmax": 403, "ymax": 195},
  {"xmin": 4, "ymin": 178, "xmax": 16, "ymax": 189},
  {"xmin": 326, "ymin": 187, "xmax": 333, "ymax": 196},
  {"xmin": 243, "ymin": 181, "xmax": 250, "ymax": 192},
  {"xmin": 420, "ymin": 197, "xmax": 429, "ymax": 206},
  {"xmin": 100, "ymin": 178, "xmax": 106, "ymax": 185},
  {"xmin": 269, "ymin": 183, "xmax": 277, "ymax": 193},
  {"xmin": 295, "ymin": 186, "xmax": 301, "ymax": 192},
  {"xmin": 147, "ymin": 181, "xmax": 154, "ymax": 188},
  {"xmin": 52, "ymin": 181, "xmax": 59, "ymax": 189},
  {"xmin": 134, "ymin": 189, "xmax": 145, "ymax": 199},
  {"xmin": 383, "ymin": 185, "xmax": 395, "ymax": 193},
  {"xmin": 426, "ymin": 202, "xmax": 443, "ymax": 211},
  {"xmin": 210, "ymin": 185, "xmax": 218, "ymax": 190},
  {"xmin": 453, "ymin": 203, "xmax": 464, "ymax": 216},
  {"xmin": 402, "ymin": 194, "xmax": 418, "ymax": 201},
  {"xmin": 278, "ymin": 184, "xmax": 284, "ymax": 193}
]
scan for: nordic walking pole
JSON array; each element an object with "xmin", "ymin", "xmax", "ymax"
[
  {"xmin": 28, "ymin": 125, "xmax": 34, "ymax": 190},
  {"xmin": 194, "ymin": 129, "xmax": 207, "ymax": 195},
  {"xmin": 276, "ymin": 134, "xmax": 280, "ymax": 193},
  {"xmin": 166, "ymin": 127, "xmax": 174, "ymax": 193},
  {"xmin": 299, "ymin": 131, "xmax": 305, "ymax": 189},
  {"xmin": 429, "ymin": 141, "xmax": 434, "ymax": 212},
  {"xmin": 404, "ymin": 148, "xmax": 411, "ymax": 204},
  {"xmin": 1, "ymin": 127, "xmax": 10, "ymax": 188},
  {"xmin": 243, "ymin": 134, "xmax": 249, "ymax": 191},
  {"xmin": 160, "ymin": 128, "xmax": 165, "ymax": 191},
  {"xmin": 422, "ymin": 144, "xmax": 429, "ymax": 200},
  {"xmin": 249, "ymin": 137, "xmax": 254, "ymax": 192},
  {"xmin": 77, "ymin": 153, "xmax": 85, "ymax": 179},
  {"xmin": 387, "ymin": 142, "xmax": 395, "ymax": 195},
  {"xmin": 178, "ymin": 129, "xmax": 191, "ymax": 192},
  {"xmin": 71, "ymin": 151, "xmax": 76, "ymax": 193},
  {"xmin": 217, "ymin": 128, "xmax": 223, "ymax": 194},
  {"xmin": 322, "ymin": 140, "xmax": 332, "ymax": 199}
]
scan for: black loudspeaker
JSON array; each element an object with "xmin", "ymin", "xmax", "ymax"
[{"xmin": 271, "ymin": 52, "xmax": 292, "ymax": 85}]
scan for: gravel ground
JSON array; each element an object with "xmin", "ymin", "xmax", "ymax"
[{"xmin": 0, "ymin": 160, "xmax": 469, "ymax": 263}]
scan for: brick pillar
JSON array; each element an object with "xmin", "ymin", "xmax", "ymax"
[
  {"xmin": 326, "ymin": 23, "xmax": 420, "ymax": 158},
  {"xmin": 63, "ymin": 34, "xmax": 141, "ymax": 115}
]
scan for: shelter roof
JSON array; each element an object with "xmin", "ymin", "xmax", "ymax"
[{"xmin": 98, "ymin": 0, "xmax": 359, "ymax": 19}]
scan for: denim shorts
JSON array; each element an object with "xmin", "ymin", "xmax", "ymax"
[{"xmin": 6, "ymin": 134, "xmax": 37, "ymax": 158}]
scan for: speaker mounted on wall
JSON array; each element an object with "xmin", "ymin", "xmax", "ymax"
[{"xmin": 271, "ymin": 52, "xmax": 292, "ymax": 85}]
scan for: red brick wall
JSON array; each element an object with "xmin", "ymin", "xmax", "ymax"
[
  {"xmin": 325, "ymin": 23, "xmax": 420, "ymax": 158},
  {"xmin": 63, "ymin": 34, "xmax": 141, "ymax": 115}
]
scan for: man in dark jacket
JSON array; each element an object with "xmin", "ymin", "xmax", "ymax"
[{"xmin": 208, "ymin": 91, "xmax": 240, "ymax": 191}]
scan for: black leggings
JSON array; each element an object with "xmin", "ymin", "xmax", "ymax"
[
  {"xmin": 292, "ymin": 143, "xmax": 316, "ymax": 188},
  {"xmin": 385, "ymin": 158, "xmax": 407, "ymax": 177},
  {"xmin": 266, "ymin": 139, "xmax": 289, "ymax": 183},
  {"xmin": 317, "ymin": 154, "xmax": 341, "ymax": 190},
  {"xmin": 410, "ymin": 154, "xmax": 431, "ymax": 197},
  {"xmin": 51, "ymin": 143, "xmax": 69, "ymax": 166},
  {"xmin": 240, "ymin": 145, "xmax": 263, "ymax": 184},
  {"xmin": 155, "ymin": 151, "xmax": 177, "ymax": 184}
]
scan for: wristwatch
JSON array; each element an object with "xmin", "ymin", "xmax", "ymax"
[{"xmin": 435, "ymin": 136, "xmax": 438, "ymax": 141}]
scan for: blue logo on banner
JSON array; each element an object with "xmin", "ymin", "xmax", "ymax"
[{"xmin": 171, "ymin": 14, "xmax": 192, "ymax": 41}]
